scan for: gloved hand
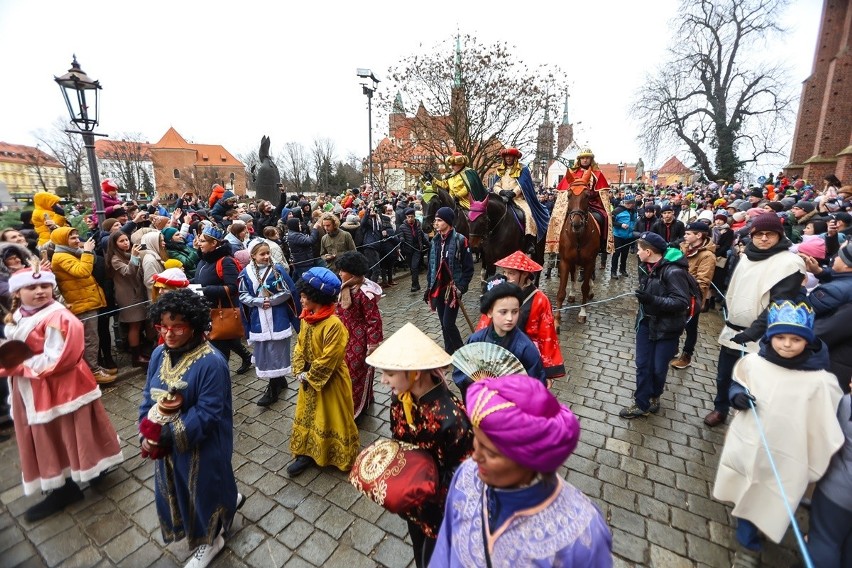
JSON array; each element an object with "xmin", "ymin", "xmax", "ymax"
[
  {"xmin": 634, "ymin": 289, "xmax": 654, "ymax": 304},
  {"xmin": 731, "ymin": 392, "xmax": 756, "ymax": 410},
  {"xmin": 731, "ymin": 332, "xmax": 752, "ymax": 345},
  {"xmin": 499, "ymin": 190, "xmax": 515, "ymax": 200},
  {"xmin": 423, "ymin": 288, "xmax": 430, "ymax": 304},
  {"xmin": 141, "ymin": 438, "xmax": 168, "ymax": 460},
  {"xmin": 422, "ymin": 171, "xmax": 433, "ymax": 182},
  {"xmin": 139, "ymin": 417, "xmax": 162, "ymax": 443}
]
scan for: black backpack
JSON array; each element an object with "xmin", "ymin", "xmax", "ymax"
[{"xmin": 663, "ymin": 264, "xmax": 704, "ymax": 322}]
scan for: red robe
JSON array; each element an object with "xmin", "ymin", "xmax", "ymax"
[{"xmin": 476, "ymin": 288, "xmax": 565, "ymax": 379}]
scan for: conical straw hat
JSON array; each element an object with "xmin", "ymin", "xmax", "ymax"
[{"xmin": 366, "ymin": 322, "xmax": 452, "ymax": 371}]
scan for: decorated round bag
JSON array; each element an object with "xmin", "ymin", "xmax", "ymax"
[{"xmin": 349, "ymin": 439, "xmax": 438, "ymax": 514}]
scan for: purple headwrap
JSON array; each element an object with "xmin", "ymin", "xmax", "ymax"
[{"xmin": 466, "ymin": 375, "xmax": 580, "ymax": 473}]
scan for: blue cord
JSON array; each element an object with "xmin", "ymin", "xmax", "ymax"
[{"xmin": 739, "ymin": 346, "xmax": 814, "ymax": 568}]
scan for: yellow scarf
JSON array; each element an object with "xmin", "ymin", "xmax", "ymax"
[{"xmin": 397, "ymin": 371, "xmax": 418, "ymax": 425}]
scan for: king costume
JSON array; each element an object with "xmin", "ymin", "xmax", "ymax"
[
  {"xmin": 139, "ymin": 341, "xmax": 239, "ymax": 548},
  {"xmin": 290, "ymin": 311, "xmax": 361, "ymax": 471},
  {"xmin": 433, "ymin": 152, "xmax": 487, "ymax": 210},
  {"xmin": 491, "ymin": 149, "xmax": 550, "ymax": 240},
  {"xmin": 4, "ymin": 301, "xmax": 124, "ymax": 494}
]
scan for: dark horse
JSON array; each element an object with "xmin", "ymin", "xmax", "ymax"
[
  {"xmin": 468, "ymin": 193, "xmax": 545, "ymax": 287},
  {"xmin": 555, "ymin": 167, "xmax": 600, "ymax": 328},
  {"xmin": 421, "ymin": 186, "xmax": 469, "ymax": 238}
]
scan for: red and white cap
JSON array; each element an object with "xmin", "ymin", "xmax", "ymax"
[
  {"xmin": 9, "ymin": 267, "xmax": 56, "ymax": 294},
  {"xmin": 493, "ymin": 250, "xmax": 543, "ymax": 273},
  {"xmin": 101, "ymin": 178, "xmax": 119, "ymax": 193}
]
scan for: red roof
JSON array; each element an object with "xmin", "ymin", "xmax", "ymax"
[
  {"xmin": 150, "ymin": 127, "xmax": 243, "ymax": 167},
  {"xmin": 94, "ymin": 139, "xmax": 153, "ymax": 160},
  {"xmin": 0, "ymin": 142, "xmax": 62, "ymax": 167},
  {"xmin": 658, "ymin": 156, "xmax": 692, "ymax": 174}
]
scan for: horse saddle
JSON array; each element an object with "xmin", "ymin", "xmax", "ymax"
[{"xmin": 589, "ymin": 209, "xmax": 607, "ymax": 251}]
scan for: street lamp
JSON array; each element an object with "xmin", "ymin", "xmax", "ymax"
[
  {"xmin": 55, "ymin": 55, "xmax": 107, "ymax": 223},
  {"xmin": 617, "ymin": 161, "xmax": 624, "ymax": 187},
  {"xmin": 539, "ymin": 157, "xmax": 548, "ymax": 186},
  {"xmin": 356, "ymin": 68, "xmax": 380, "ymax": 191}
]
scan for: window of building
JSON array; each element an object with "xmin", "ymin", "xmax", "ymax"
[{"xmin": 173, "ymin": 168, "xmax": 180, "ymax": 179}]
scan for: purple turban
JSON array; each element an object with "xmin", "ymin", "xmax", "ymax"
[{"xmin": 466, "ymin": 375, "xmax": 580, "ymax": 473}]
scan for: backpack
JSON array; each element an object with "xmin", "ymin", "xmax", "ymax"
[
  {"xmin": 664, "ymin": 264, "xmax": 704, "ymax": 322},
  {"xmin": 215, "ymin": 256, "xmax": 243, "ymax": 280}
]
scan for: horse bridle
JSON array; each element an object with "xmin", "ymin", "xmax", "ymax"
[{"xmin": 566, "ymin": 208, "xmax": 589, "ymax": 233}]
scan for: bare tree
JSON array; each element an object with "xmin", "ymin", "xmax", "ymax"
[
  {"xmin": 381, "ymin": 35, "xmax": 566, "ymax": 179},
  {"xmin": 632, "ymin": 0, "xmax": 794, "ymax": 181},
  {"xmin": 100, "ymin": 133, "xmax": 151, "ymax": 199},
  {"xmin": 34, "ymin": 117, "xmax": 86, "ymax": 200},
  {"xmin": 311, "ymin": 138, "xmax": 336, "ymax": 192},
  {"xmin": 280, "ymin": 142, "xmax": 310, "ymax": 194},
  {"xmin": 23, "ymin": 145, "xmax": 51, "ymax": 192}
]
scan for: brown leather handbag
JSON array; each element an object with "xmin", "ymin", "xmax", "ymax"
[{"xmin": 208, "ymin": 289, "xmax": 244, "ymax": 340}]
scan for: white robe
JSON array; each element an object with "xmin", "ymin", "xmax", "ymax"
[{"xmin": 713, "ymin": 353, "xmax": 843, "ymax": 542}]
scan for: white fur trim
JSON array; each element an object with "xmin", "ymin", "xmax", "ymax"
[
  {"xmin": 18, "ymin": 378, "xmax": 103, "ymax": 425},
  {"xmin": 21, "ymin": 443, "xmax": 124, "ymax": 495},
  {"xmin": 256, "ymin": 366, "xmax": 292, "ymax": 378},
  {"xmin": 248, "ymin": 327, "xmax": 292, "ymax": 342}
]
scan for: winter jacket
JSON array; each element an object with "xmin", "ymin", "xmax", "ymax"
[
  {"xmin": 49, "ymin": 227, "xmax": 106, "ymax": 314},
  {"xmin": 680, "ymin": 239, "xmax": 717, "ymax": 301},
  {"xmin": 109, "ymin": 253, "xmax": 148, "ymax": 318},
  {"xmin": 192, "ymin": 242, "xmax": 239, "ymax": 307},
  {"xmin": 612, "ymin": 206, "xmax": 637, "ymax": 239},
  {"xmin": 810, "ymin": 270, "xmax": 852, "ymax": 317},
  {"xmin": 651, "ymin": 219, "xmax": 685, "ymax": 244},
  {"xmin": 635, "ymin": 248, "xmax": 691, "ymax": 340},
  {"xmin": 285, "ymin": 228, "xmax": 319, "ymax": 270},
  {"xmin": 33, "ymin": 192, "xmax": 67, "ymax": 247},
  {"xmin": 395, "ymin": 219, "xmax": 429, "ymax": 257}
]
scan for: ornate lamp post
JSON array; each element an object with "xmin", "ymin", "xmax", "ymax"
[
  {"xmin": 357, "ymin": 68, "xmax": 380, "ymax": 191},
  {"xmin": 539, "ymin": 157, "xmax": 548, "ymax": 186},
  {"xmin": 55, "ymin": 55, "xmax": 107, "ymax": 224}
]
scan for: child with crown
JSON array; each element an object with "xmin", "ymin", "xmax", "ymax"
[{"xmin": 712, "ymin": 300, "xmax": 844, "ymax": 563}]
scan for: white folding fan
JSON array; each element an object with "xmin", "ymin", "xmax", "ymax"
[{"xmin": 452, "ymin": 343, "xmax": 525, "ymax": 382}]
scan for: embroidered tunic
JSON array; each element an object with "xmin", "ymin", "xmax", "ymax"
[
  {"xmin": 290, "ymin": 314, "xmax": 361, "ymax": 471},
  {"xmin": 390, "ymin": 384, "xmax": 473, "ymax": 538},
  {"xmin": 430, "ymin": 460, "xmax": 613, "ymax": 567},
  {"xmin": 139, "ymin": 341, "xmax": 238, "ymax": 548},
  {"xmin": 336, "ymin": 286, "xmax": 383, "ymax": 419},
  {"xmin": 3, "ymin": 302, "xmax": 123, "ymax": 494}
]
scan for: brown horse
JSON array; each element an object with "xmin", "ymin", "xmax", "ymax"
[{"xmin": 554, "ymin": 167, "xmax": 601, "ymax": 327}]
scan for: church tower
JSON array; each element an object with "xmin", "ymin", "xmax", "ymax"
[
  {"xmin": 450, "ymin": 34, "xmax": 468, "ymax": 140},
  {"xmin": 536, "ymin": 100, "xmax": 554, "ymax": 171},
  {"xmin": 389, "ymin": 92, "xmax": 406, "ymax": 137},
  {"xmin": 557, "ymin": 92, "xmax": 574, "ymax": 156}
]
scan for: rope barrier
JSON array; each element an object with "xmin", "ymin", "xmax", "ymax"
[{"xmin": 79, "ymin": 300, "xmax": 152, "ymax": 321}]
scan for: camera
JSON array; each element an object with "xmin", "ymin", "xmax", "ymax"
[{"xmin": 138, "ymin": 243, "xmax": 147, "ymax": 251}]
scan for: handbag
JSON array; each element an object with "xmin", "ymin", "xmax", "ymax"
[{"xmin": 208, "ymin": 288, "xmax": 244, "ymax": 340}]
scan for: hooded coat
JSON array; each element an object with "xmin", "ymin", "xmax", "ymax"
[{"xmin": 32, "ymin": 192, "xmax": 67, "ymax": 247}]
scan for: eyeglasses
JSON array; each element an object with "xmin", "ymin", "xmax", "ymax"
[
  {"xmin": 154, "ymin": 324, "xmax": 191, "ymax": 336},
  {"xmin": 752, "ymin": 231, "xmax": 777, "ymax": 239}
]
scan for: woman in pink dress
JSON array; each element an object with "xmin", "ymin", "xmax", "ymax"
[
  {"xmin": 0, "ymin": 267, "xmax": 123, "ymax": 522},
  {"xmin": 335, "ymin": 251, "xmax": 383, "ymax": 420}
]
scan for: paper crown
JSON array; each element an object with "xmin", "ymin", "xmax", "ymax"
[
  {"xmin": 202, "ymin": 225, "xmax": 225, "ymax": 241},
  {"xmin": 766, "ymin": 301, "xmax": 815, "ymax": 342}
]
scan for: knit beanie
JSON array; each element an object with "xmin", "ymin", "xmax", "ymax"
[
  {"xmin": 793, "ymin": 200, "xmax": 815, "ymax": 213},
  {"xmin": 749, "ymin": 213, "xmax": 784, "ymax": 236},
  {"xmin": 435, "ymin": 207, "xmax": 455, "ymax": 225},
  {"xmin": 101, "ymin": 218, "xmax": 120, "ymax": 232}
]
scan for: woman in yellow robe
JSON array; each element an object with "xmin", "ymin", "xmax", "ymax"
[{"xmin": 287, "ymin": 267, "xmax": 361, "ymax": 477}]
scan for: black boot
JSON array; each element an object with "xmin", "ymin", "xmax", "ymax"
[
  {"xmin": 257, "ymin": 376, "xmax": 287, "ymax": 407},
  {"xmin": 235, "ymin": 343, "xmax": 252, "ymax": 374},
  {"xmin": 24, "ymin": 479, "xmax": 84, "ymax": 522}
]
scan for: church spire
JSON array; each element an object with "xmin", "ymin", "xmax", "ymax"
[
  {"xmin": 561, "ymin": 92, "xmax": 571, "ymax": 125},
  {"xmin": 453, "ymin": 34, "xmax": 462, "ymax": 88},
  {"xmin": 392, "ymin": 91, "xmax": 406, "ymax": 115}
]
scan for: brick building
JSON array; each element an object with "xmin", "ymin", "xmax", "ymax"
[
  {"xmin": 786, "ymin": 0, "xmax": 852, "ymax": 183},
  {"xmin": 149, "ymin": 127, "xmax": 246, "ymax": 201}
]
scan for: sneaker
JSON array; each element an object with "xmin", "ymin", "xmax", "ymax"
[
  {"xmin": 286, "ymin": 455, "xmax": 314, "ymax": 477},
  {"xmin": 185, "ymin": 533, "xmax": 225, "ymax": 568},
  {"xmin": 619, "ymin": 404, "xmax": 650, "ymax": 419},
  {"xmin": 610, "ymin": 273, "xmax": 619, "ymax": 280},
  {"xmin": 620, "ymin": 271, "xmax": 629, "ymax": 278},
  {"xmin": 649, "ymin": 397, "xmax": 661, "ymax": 414},
  {"xmin": 93, "ymin": 369, "xmax": 117, "ymax": 384},
  {"xmin": 670, "ymin": 353, "xmax": 692, "ymax": 369}
]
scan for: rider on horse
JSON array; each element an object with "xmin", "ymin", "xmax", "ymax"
[
  {"xmin": 429, "ymin": 152, "xmax": 487, "ymax": 211},
  {"xmin": 491, "ymin": 148, "xmax": 551, "ymax": 254},
  {"xmin": 545, "ymin": 147, "xmax": 614, "ymax": 256}
]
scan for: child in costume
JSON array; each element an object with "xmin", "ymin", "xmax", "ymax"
[
  {"xmin": 713, "ymin": 301, "xmax": 844, "ymax": 564},
  {"xmin": 365, "ymin": 323, "xmax": 473, "ymax": 568},
  {"xmin": 453, "ymin": 277, "xmax": 545, "ymax": 401},
  {"xmin": 476, "ymin": 251, "xmax": 564, "ymax": 385},
  {"xmin": 238, "ymin": 239, "xmax": 300, "ymax": 407},
  {"xmin": 0, "ymin": 267, "xmax": 123, "ymax": 522}
]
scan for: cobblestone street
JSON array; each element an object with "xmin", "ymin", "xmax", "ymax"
[{"xmin": 0, "ymin": 266, "xmax": 806, "ymax": 567}]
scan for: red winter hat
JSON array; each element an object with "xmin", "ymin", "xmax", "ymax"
[
  {"xmin": 500, "ymin": 148, "xmax": 522, "ymax": 159},
  {"xmin": 494, "ymin": 250, "xmax": 542, "ymax": 273},
  {"xmin": 101, "ymin": 178, "xmax": 119, "ymax": 193}
]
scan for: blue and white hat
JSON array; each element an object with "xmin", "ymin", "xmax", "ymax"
[
  {"xmin": 766, "ymin": 301, "xmax": 815, "ymax": 343},
  {"xmin": 202, "ymin": 225, "xmax": 225, "ymax": 241},
  {"xmin": 303, "ymin": 267, "xmax": 341, "ymax": 296}
]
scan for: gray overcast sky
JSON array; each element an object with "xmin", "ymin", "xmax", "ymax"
[{"xmin": 0, "ymin": 0, "xmax": 822, "ymax": 174}]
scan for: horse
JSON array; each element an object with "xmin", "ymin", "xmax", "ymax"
[
  {"xmin": 468, "ymin": 192, "xmax": 545, "ymax": 287},
  {"xmin": 421, "ymin": 186, "xmax": 470, "ymax": 238},
  {"xmin": 554, "ymin": 167, "xmax": 601, "ymax": 327}
]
